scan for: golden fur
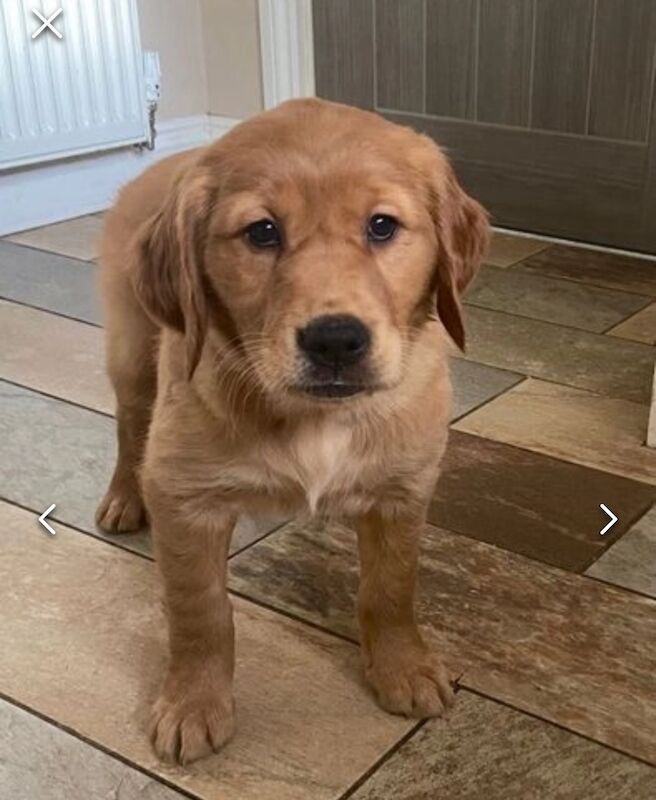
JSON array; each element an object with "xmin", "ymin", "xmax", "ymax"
[{"xmin": 96, "ymin": 98, "xmax": 489, "ymax": 764}]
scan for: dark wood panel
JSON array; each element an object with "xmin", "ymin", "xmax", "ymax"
[
  {"xmin": 532, "ymin": 0, "xmax": 595, "ymax": 134},
  {"xmin": 312, "ymin": 0, "xmax": 374, "ymax": 109},
  {"xmin": 589, "ymin": 0, "xmax": 656, "ymax": 142},
  {"xmin": 425, "ymin": 0, "xmax": 477, "ymax": 119},
  {"xmin": 383, "ymin": 111, "xmax": 646, "ymax": 248},
  {"xmin": 375, "ymin": 0, "xmax": 424, "ymax": 112},
  {"xmin": 478, "ymin": 0, "xmax": 534, "ymax": 126}
]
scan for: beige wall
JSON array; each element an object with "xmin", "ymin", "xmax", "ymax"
[
  {"xmin": 137, "ymin": 0, "xmax": 208, "ymax": 120},
  {"xmin": 137, "ymin": 0, "xmax": 263, "ymax": 122},
  {"xmin": 201, "ymin": 0, "xmax": 263, "ymax": 119}
]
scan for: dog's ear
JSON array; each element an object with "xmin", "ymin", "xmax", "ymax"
[
  {"xmin": 132, "ymin": 170, "xmax": 213, "ymax": 377},
  {"xmin": 432, "ymin": 161, "xmax": 490, "ymax": 351}
]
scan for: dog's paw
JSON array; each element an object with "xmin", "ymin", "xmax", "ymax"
[
  {"xmin": 366, "ymin": 646, "xmax": 455, "ymax": 718},
  {"xmin": 150, "ymin": 683, "xmax": 235, "ymax": 765},
  {"xmin": 95, "ymin": 481, "xmax": 145, "ymax": 533}
]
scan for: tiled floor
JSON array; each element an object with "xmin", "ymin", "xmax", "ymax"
[{"xmin": 0, "ymin": 217, "xmax": 655, "ymax": 798}]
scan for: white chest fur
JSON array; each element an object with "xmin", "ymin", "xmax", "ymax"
[{"xmin": 286, "ymin": 418, "xmax": 356, "ymax": 513}]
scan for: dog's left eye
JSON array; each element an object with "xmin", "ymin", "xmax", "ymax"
[
  {"xmin": 245, "ymin": 218, "xmax": 281, "ymax": 248},
  {"xmin": 367, "ymin": 214, "xmax": 398, "ymax": 243}
]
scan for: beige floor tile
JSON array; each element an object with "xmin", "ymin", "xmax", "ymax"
[
  {"xmin": 350, "ymin": 693, "xmax": 656, "ymax": 800},
  {"xmin": 0, "ymin": 299, "xmax": 112, "ymax": 414},
  {"xmin": 608, "ymin": 303, "xmax": 656, "ymax": 345},
  {"xmin": 7, "ymin": 215, "xmax": 103, "ymax": 261},
  {"xmin": 0, "ymin": 501, "xmax": 411, "ymax": 800},
  {"xmin": 230, "ymin": 519, "xmax": 656, "ymax": 764},
  {"xmin": 453, "ymin": 378, "xmax": 656, "ymax": 485},
  {"xmin": 586, "ymin": 507, "xmax": 656, "ymax": 599},
  {"xmin": 485, "ymin": 232, "xmax": 549, "ymax": 268},
  {"xmin": 0, "ymin": 699, "xmax": 187, "ymax": 800}
]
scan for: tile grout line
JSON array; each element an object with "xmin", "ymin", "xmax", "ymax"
[
  {"xmin": 450, "ymin": 374, "xmax": 527, "ymax": 424},
  {"xmin": 0, "ymin": 691, "xmax": 203, "ymax": 800},
  {"xmin": 0, "ymin": 294, "xmax": 102, "ymax": 328},
  {"xmin": 336, "ymin": 720, "xmax": 428, "ymax": 800},
  {"xmin": 505, "ymin": 260, "xmax": 656, "ymax": 299},
  {"xmin": 1, "ymin": 236, "xmax": 97, "ymax": 263},
  {"xmin": 463, "ymin": 298, "xmax": 656, "ymax": 340},
  {"xmin": 601, "ymin": 300, "xmax": 656, "ymax": 337},
  {"xmin": 479, "ymin": 260, "xmax": 655, "ymax": 303},
  {"xmin": 459, "ymin": 685, "xmax": 656, "ymax": 769},
  {"xmin": 0, "ymin": 376, "xmax": 114, "ymax": 419}
]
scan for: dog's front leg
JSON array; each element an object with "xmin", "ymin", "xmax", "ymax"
[
  {"xmin": 354, "ymin": 506, "xmax": 454, "ymax": 718},
  {"xmin": 148, "ymin": 497, "xmax": 237, "ymax": 764}
]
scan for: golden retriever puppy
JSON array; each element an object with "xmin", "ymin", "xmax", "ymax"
[{"xmin": 96, "ymin": 98, "xmax": 489, "ymax": 764}]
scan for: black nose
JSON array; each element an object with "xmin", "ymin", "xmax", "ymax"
[{"xmin": 297, "ymin": 314, "xmax": 371, "ymax": 369}]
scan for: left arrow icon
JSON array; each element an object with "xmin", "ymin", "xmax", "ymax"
[{"xmin": 38, "ymin": 503, "xmax": 57, "ymax": 535}]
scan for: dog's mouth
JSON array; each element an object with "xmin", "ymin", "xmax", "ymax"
[{"xmin": 300, "ymin": 381, "xmax": 374, "ymax": 400}]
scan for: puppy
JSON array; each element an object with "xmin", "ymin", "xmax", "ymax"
[{"xmin": 96, "ymin": 98, "xmax": 489, "ymax": 764}]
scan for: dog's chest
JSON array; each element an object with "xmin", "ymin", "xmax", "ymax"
[{"xmin": 230, "ymin": 418, "xmax": 371, "ymax": 515}]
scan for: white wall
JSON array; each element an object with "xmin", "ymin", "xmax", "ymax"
[
  {"xmin": 137, "ymin": 0, "xmax": 209, "ymax": 120},
  {"xmin": 201, "ymin": 0, "xmax": 264, "ymax": 119}
]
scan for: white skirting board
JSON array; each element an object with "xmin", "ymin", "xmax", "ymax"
[{"xmin": 0, "ymin": 114, "xmax": 240, "ymax": 236}]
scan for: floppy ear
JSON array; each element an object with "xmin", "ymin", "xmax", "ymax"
[
  {"xmin": 434, "ymin": 164, "xmax": 490, "ymax": 351},
  {"xmin": 132, "ymin": 170, "xmax": 213, "ymax": 377}
]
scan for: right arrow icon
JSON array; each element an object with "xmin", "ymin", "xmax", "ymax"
[{"xmin": 599, "ymin": 504, "xmax": 618, "ymax": 536}]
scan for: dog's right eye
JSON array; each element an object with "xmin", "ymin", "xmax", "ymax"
[{"xmin": 245, "ymin": 219, "xmax": 281, "ymax": 249}]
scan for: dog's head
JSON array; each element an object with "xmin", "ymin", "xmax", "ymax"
[{"xmin": 134, "ymin": 99, "xmax": 489, "ymax": 407}]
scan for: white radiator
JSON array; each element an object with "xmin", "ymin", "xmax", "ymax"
[{"xmin": 0, "ymin": 0, "xmax": 151, "ymax": 170}]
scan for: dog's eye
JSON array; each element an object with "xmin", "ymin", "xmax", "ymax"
[
  {"xmin": 245, "ymin": 219, "xmax": 281, "ymax": 248},
  {"xmin": 367, "ymin": 214, "xmax": 398, "ymax": 243}
]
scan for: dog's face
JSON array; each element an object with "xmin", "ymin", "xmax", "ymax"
[{"xmin": 135, "ymin": 99, "xmax": 489, "ymax": 406}]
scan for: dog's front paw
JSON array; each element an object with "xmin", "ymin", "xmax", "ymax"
[
  {"xmin": 95, "ymin": 478, "xmax": 145, "ymax": 533},
  {"xmin": 150, "ymin": 669, "xmax": 235, "ymax": 764},
  {"xmin": 366, "ymin": 643, "xmax": 455, "ymax": 718}
]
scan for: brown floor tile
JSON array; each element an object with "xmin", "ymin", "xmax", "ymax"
[
  {"xmin": 586, "ymin": 507, "xmax": 656, "ymax": 599},
  {"xmin": 453, "ymin": 378, "xmax": 656, "ymax": 486},
  {"xmin": 430, "ymin": 431, "xmax": 656, "ymax": 571},
  {"xmin": 0, "ymin": 501, "xmax": 412, "ymax": 800},
  {"xmin": 516, "ymin": 245, "xmax": 656, "ymax": 296},
  {"xmin": 7, "ymin": 215, "xmax": 102, "ymax": 261},
  {"xmin": 608, "ymin": 303, "xmax": 656, "ymax": 345},
  {"xmin": 0, "ymin": 299, "xmax": 112, "ymax": 414},
  {"xmin": 450, "ymin": 358, "xmax": 523, "ymax": 420},
  {"xmin": 463, "ymin": 306, "xmax": 655, "ymax": 404},
  {"xmin": 349, "ymin": 693, "xmax": 656, "ymax": 800},
  {"xmin": 467, "ymin": 266, "xmax": 650, "ymax": 333},
  {"xmin": 485, "ymin": 232, "xmax": 549, "ymax": 268},
  {"xmin": 229, "ymin": 519, "xmax": 656, "ymax": 764}
]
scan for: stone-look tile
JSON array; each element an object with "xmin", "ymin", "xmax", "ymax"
[
  {"xmin": 7, "ymin": 214, "xmax": 103, "ymax": 261},
  {"xmin": 586, "ymin": 507, "xmax": 656, "ymax": 599},
  {"xmin": 463, "ymin": 305, "xmax": 655, "ymax": 404},
  {"xmin": 0, "ymin": 241, "xmax": 100, "ymax": 324},
  {"xmin": 485, "ymin": 232, "xmax": 549, "ymax": 267},
  {"xmin": 0, "ymin": 699, "xmax": 186, "ymax": 800},
  {"xmin": 453, "ymin": 378, "xmax": 656, "ymax": 486},
  {"xmin": 349, "ymin": 693, "xmax": 656, "ymax": 800},
  {"xmin": 449, "ymin": 358, "xmax": 523, "ymax": 420},
  {"xmin": 517, "ymin": 245, "xmax": 656, "ymax": 296},
  {"xmin": 0, "ymin": 502, "xmax": 412, "ymax": 800},
  {"xmin": 608, "ymin": 302, "xmax": 656, "ymax": 345},
  {"xmin": 466, "ymin": 266, "xmax": 651, "ymax": 333},
  {"xmin": 431, "ymin": 431, "xmax": 656, "ymax": 571},
  {"xmin": 0, "ymin": 299, "xmax": 113, "ymax": 414},
  {"xmin": 229, "ymin": 519, "xmax": 656, "ymax": 764},
  {"xmin": 0, "ymin": 381, "xmax": 279, "ymax": 557}
]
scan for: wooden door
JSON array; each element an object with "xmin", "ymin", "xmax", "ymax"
[{"xmin": 312, "ymin": 0, "xmax": 656, "ymax": 254}]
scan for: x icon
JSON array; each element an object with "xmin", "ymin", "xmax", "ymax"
[{"xmin": 32, "ymin": 7, "xmax": 63, "ymax": 39}]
